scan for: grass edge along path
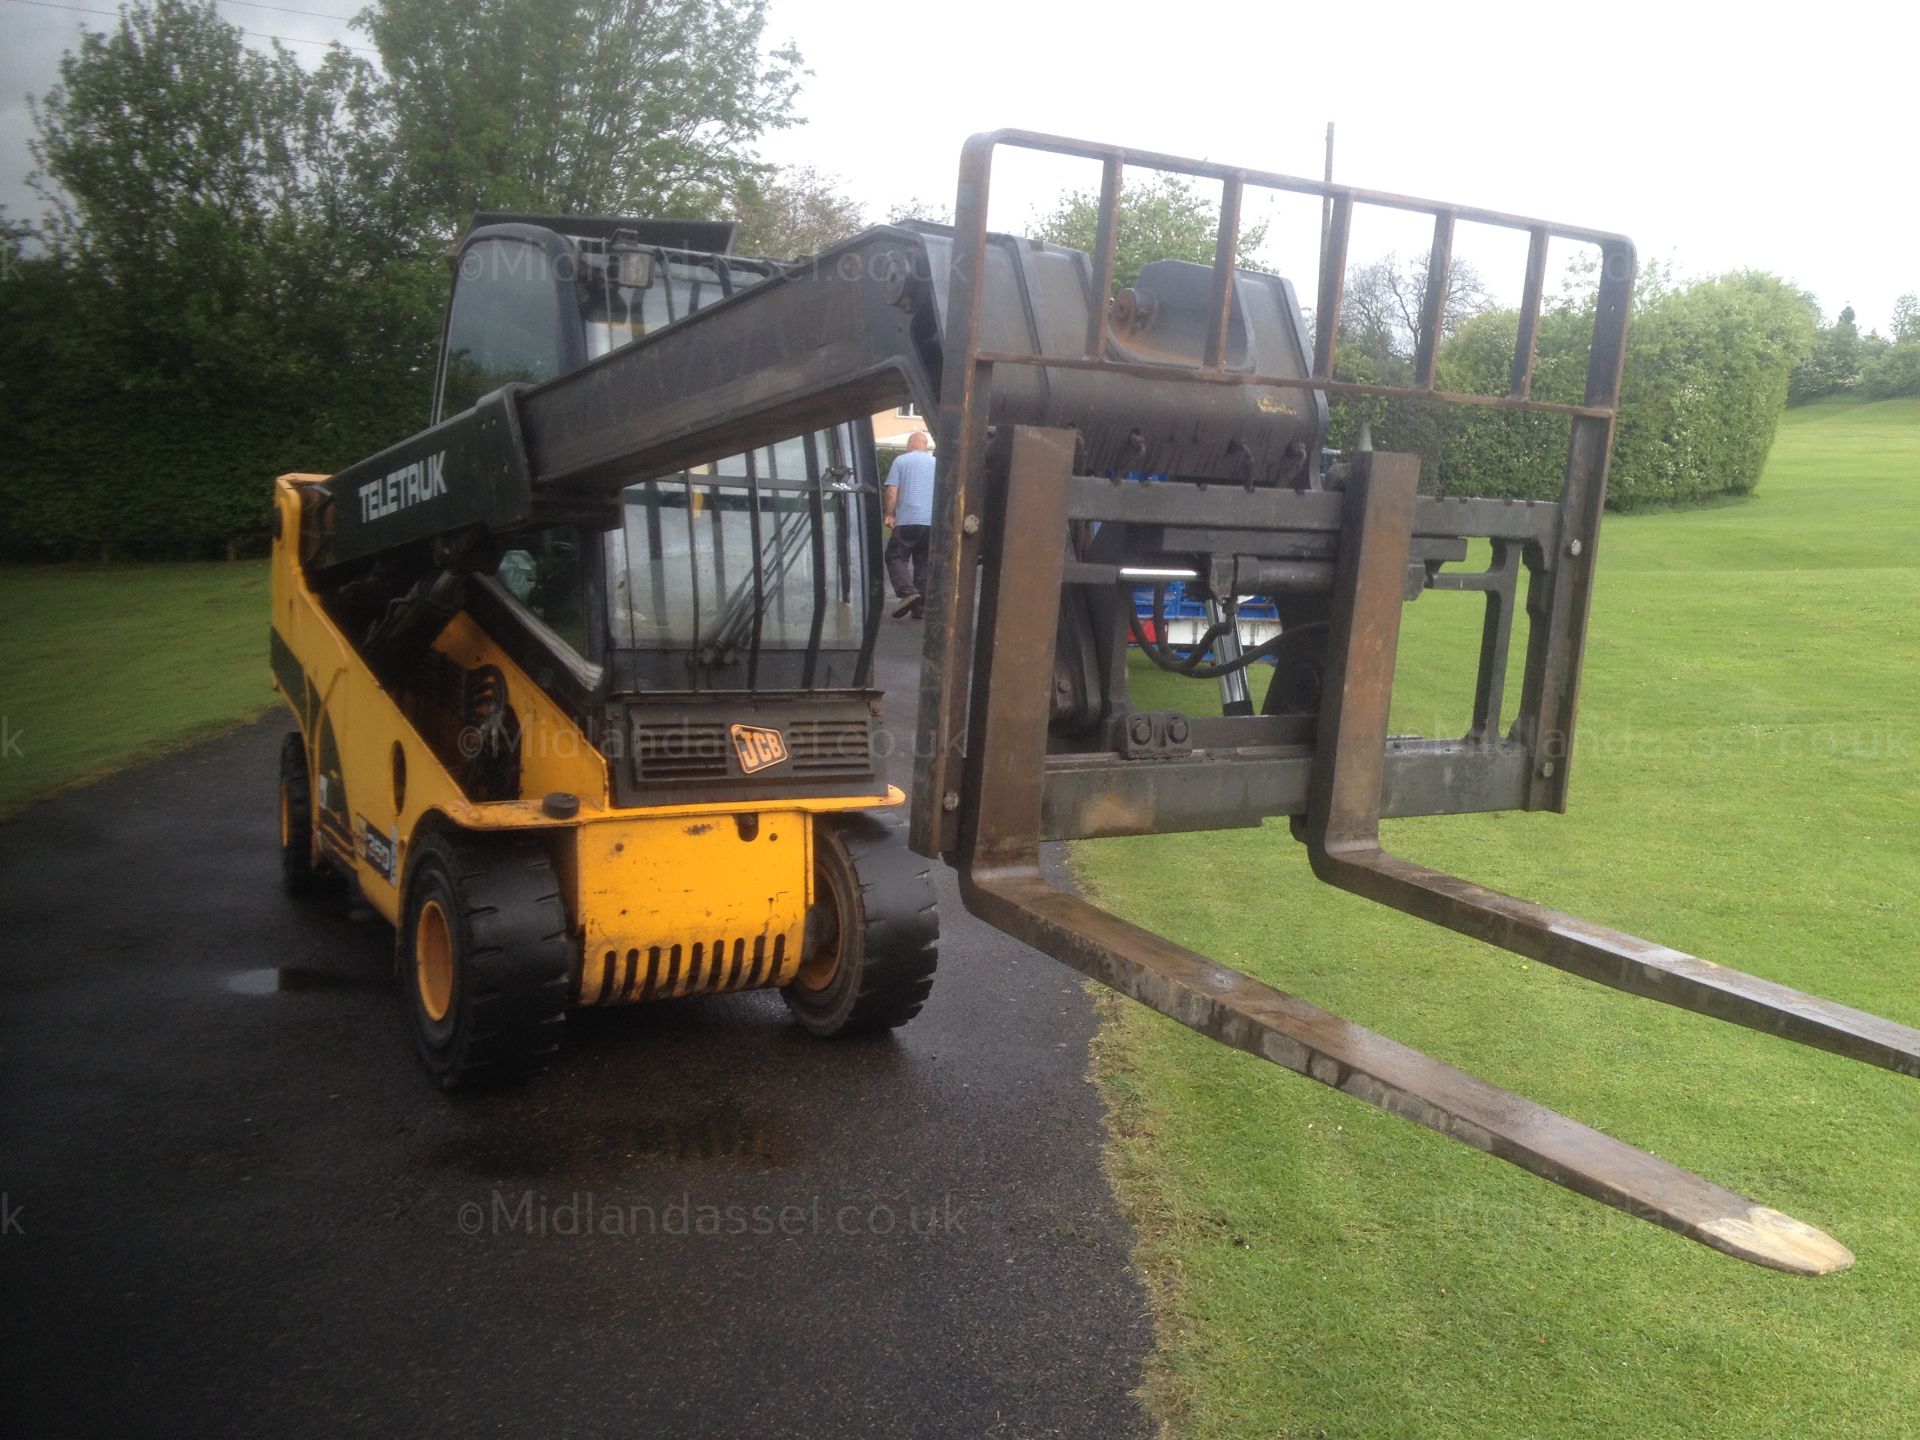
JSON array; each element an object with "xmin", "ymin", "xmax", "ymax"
[{"xmin": 0, "ymin": 561, "xmax": 276, "ymax": 818}]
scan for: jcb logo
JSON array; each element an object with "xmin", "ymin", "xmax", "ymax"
[{"xmin": 729, "ymin": 724, "xmax": 788, "ymax": 775}]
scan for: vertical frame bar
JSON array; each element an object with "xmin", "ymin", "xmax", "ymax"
[
  {"xmin": 1468, "ymin": 544, "xmax": 1520, "ymax": 742},
  {"xmin": 1509, "ymin": 227, "xmax": 1550, "ymax": 399},
  {"xmin": 799, "ymin": 429, "xmax": 828, "ymax": 688},
  {"xmin": 1523, "ymin": 237, "xmax": 1635, "ymax": 809},
  {"xmin": 1305, "ymin": 451, "xmax": 1421, "ymax": 859},
  {"xmin": 912, "ymin": 135, "xmax": 1000, "ymax": 856},
  {"xmin": 1312, "ymin": 194, "xmax": 1352, "ymax": 379},
  {"xmin": 1202, "ymin": 175, "xmax": 1244, "ymax": 371},
  {"xmin": 845, "ymin": 420, "xmax": 886, "ymax": 689},
  {"xmin": 680, "ymin": 474, "xmax": 702, "ymax": 690},
  {"xmin": 957, "ymin": 426, "xmax": 1078, "ymax": 871},
  {"xmin": 742, "ymin": 446, "xmax": 765, "ymax": 691},
  {"xmin": 1412, "ymin": 211, "xmax": 1455, "ymax": 389},
  {"xmin": 1084, "ymin": 153, "xmax": 1124, "ymax": 358}
]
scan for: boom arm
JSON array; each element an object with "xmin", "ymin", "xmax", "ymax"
[{"xmin": 300, "ymin": 220, "xmax": 1327, "ymax": 575}]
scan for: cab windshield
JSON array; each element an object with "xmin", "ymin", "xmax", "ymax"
[
  {"xmin": 464, "ymin": 235, "xmax": 876, "ymax": 692},
  {"xmin": 604, "ymin": 424, "xmax": 874, "ymax": 690}
]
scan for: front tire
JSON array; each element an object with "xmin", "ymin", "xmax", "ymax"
[
  {"xmin": 402, "ymin": 830, "xmax": 572, "ymax": 1088},
  {"xmin": 782, "ymin": 813, "xmax": 938, "ymax": 1036}
]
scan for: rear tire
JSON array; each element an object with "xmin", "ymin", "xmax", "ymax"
[
  {"xmin": 402, "ymin": 830, "xmax": 573, "ymax": 1089},
  {"xmin": 278, "ymin": 731, "xmax": 345, "ymax": 898},
  {"xmin": 782, "ymin": 813, "xmax": 938, "ymax": 1036}
]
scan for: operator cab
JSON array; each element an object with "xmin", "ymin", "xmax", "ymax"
[{"xmin": 433, "ymin": 215, "xmax": 884, "ymax": 795}]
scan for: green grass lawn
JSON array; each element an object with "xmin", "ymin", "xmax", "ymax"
[
  {"xmin": 1073, "ymin": 399, "xmax": 1920, "ymax": 1438},
  {"xmin": 0, "ymin": 562, "xmax": 275, "ymax": 816}
]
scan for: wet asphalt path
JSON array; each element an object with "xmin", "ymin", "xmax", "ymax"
[{"xmin": 0, "ymin": 619, "xmax": 1154, "ymax": 1439}]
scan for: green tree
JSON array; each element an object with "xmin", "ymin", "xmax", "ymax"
[
  {"xmin": 1858, "ymin": 344, "xmax": 1920, "ymax": 399},
  {"xmin": 1857, "ymin": 295, "xmax": 1920, "ymax": 399},
  {"xmin": 29, "ymin": 0, "xmax": 313, "ymax": 389},
  {"xmin": 887, "ymin": 195, "xmax": 953, "ymax": 227},
  {"xmin": 1788, "ymin": 302, "xmax": 1863, "ymax": 404},
  {"xmin": 6, "ymin": 0, "xmax": 440, "ymax": 556},
  {"xmin": 1337, "ymin": 250, "xmax": 1493, "ymax": 384},
  {"xmin": 730, "ymin": 165, "xmax": 867, "ymax": 258},
  {"xmin": 1032, "ymin": 173, "xmax": 1269, "ymax": 293},
  {"xmin": 361, "ymin": 0, "xmax": 804, "ymax": 237},
  {"xmin": 1893, "ymin": 294, "xmax": 1920, "ymax": 344}
]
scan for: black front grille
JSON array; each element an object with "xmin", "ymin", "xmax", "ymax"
[
  {"xmin": 786, "ymin": 720, "xmax": 874, "ymax": 777},
  {"xmin": 634, "ymin": 721, "xmax": 729, "ymax": 782},
  {"xmin": 617, "ymin": 694, "xmax": 883, "ymax": 802}
]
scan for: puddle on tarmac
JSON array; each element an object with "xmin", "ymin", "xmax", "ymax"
[
  {"xmin": 629, "ymin": 1113, "xmax": 778, "ymax": 1163},
  {"xmin": 225, "ymin": 966, "xmax": 376, "ymax": 995},
  {"xmin": 426, "ymin": 1110, "xmax": 786, "ymax": 1179}
]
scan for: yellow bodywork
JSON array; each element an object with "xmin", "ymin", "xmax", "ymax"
[
  {"xmin": 571, "ymin": 811, "xmax": 811, "ymax": 1004},
  {"xmin": 268, "ymin": 472, "xmax": 897, "ymax": 1007}
]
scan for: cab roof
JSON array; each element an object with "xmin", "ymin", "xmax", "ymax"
[{"xmin": 465, "ymin": 212, "xmax": 738, "ymax": 255}]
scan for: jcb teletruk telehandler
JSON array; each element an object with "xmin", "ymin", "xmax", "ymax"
[{"xmin": 271, "ymin": 131, "xmax": 1918, "ymax": 1275}]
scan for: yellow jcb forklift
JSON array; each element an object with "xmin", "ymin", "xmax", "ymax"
[
  {"xmin": 271, "ymin": 132, "xmax": 1919, "ymax": 1274},
  {"xmin": 272, "ymin": 214, "xmax": 935, "ymax": 1085}
]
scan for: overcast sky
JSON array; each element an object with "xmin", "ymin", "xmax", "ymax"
[{"xmin": 3, "ymin": 0, "xmax": 1914, "ymax": 332}]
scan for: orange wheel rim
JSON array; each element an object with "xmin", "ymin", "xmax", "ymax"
[
  {"xmin": 793, "ymin": 864, "xmax": 847, "ymax": 992},
  {"xmin": 416, "ymin": 899, "xmax": 455, "ymax": 1021},
  {"xmin": 279, "ymin": 781, "xmax": 293, "ymax": 849}
]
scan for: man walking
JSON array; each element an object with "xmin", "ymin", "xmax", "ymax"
[{"xmin": 883, "ymin": 429, "xmax": 936, "ymax": 619}]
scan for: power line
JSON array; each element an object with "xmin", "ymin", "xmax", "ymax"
[
  {"xmin": 217, "ymin": 0, "xmax": 360, "ymax": 24},
  {"xmin": 1, "ymin": 0, "xmax": 378, "ymax": 54},
  {"xmin": 5, "ymin": 0, "xmax": 138, "ymax": 17}
]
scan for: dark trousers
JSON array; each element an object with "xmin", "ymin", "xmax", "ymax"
[{"xmin": 885, "ymin": 524, "xmax": 930, "ymax": 599}]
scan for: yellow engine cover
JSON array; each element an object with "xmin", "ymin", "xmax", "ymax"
[{"xmin": 572, "ymin": 812, "xmax": 812, "ymax": 1006}]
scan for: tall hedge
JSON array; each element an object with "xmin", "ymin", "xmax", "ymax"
[
  {"xmin": 1341, "ymin": 271, "xmax": 1816, "ymax": 510},
  {"xmin": 0, "ymin": 250, "xmax": 442, "ymax": 558}
]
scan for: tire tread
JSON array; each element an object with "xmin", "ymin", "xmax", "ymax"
[
  {"xmin": 785, "ymin": 811, "xmax": 938, "ymax": 1036},
  {"xmin": 406, "ymin": 830, "xmax": 572, "ymax": 1088}
]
